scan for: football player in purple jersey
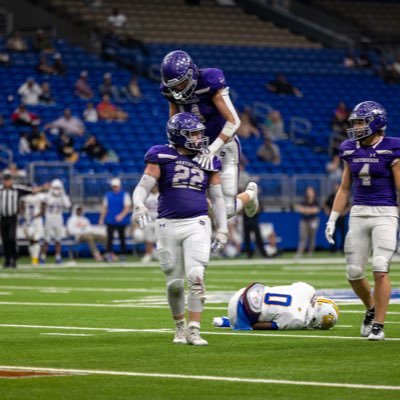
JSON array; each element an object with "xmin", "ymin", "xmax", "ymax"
[
  {"xmin": 160, "ymin": 50, "xmax": 258, "ymax": 220},
  {"xmin": 132, "ymin": 112, "xmax": 228, "ymax": 346},
  {"xmin": 325, "ymin": 101, "xmax": 400, "ymax": 340}
]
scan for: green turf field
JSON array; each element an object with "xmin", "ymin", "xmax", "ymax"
[{"xmin": 0, "ymin": 255, "xmax": 399, "ymax": 400}]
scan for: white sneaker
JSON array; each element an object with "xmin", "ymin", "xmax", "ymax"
[
  {"xmin": 368, "ymin": 325, "xmax": 385, "ymax": 341},
  {"xmin": 141, "ymin": 254, "xmax": 152, "ymax": 263},
  {"xmin": 360, "ymin": 309, "xmax": 375, "ymax": 337},
  {"xmin": 244, "ymin": 182, "xmax": 259, "ymax": 218},
  {"xmin": 173, "ymin": 321, "xmax": 188, "ymax": 345},
  {"xmin": 187, "ymin": 325, "xmax": 208, "ymax": 346}
]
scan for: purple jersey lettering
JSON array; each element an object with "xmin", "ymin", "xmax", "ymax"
[
  {"xmin": 161, "ymin": 68, "xmax": 226, "ymax": 143},
  {"xmin": 145, "ymin": 145, "xmax": 222, "ymax": 219},
  {"xmin": 339, "ymin": 137, "xmax": 400, "ymax": 206}
]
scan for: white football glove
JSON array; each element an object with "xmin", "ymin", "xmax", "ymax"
[
  {"xmin": 133, "ymin": 205, "xmax": 150, "ymax": 229},
  {"xmin": 193, "ymin": 148, "xmax": 216, "ymax": 171},
  {"xmin": 325, "ymin": 220, "xmax": 336, "ymax": 245},
  {"xmin": 211, "ymin": 229, "xmax": 228, "ymax": 254}
]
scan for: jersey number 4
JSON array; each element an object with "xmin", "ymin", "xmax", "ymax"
[
  {"xmin": 172, "ymin": 165, "xmax": 204, "ymax": 191},
  {"xmin": 359, "ymin": 163, "xmax": 371, "ymax": 186}
]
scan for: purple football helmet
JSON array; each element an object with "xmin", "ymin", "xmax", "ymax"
[
  {"xmin": 347, "ymin": 101, "xmax": 387, "ymax": 141},
  {"xmin": 167, "ymin": 112, "xmax": 208, "ymax": 152},
  {"xmin": 161, "ymin": 50, "xmax": 199, "ymax": 100}
]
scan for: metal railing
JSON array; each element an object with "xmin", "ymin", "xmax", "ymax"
[
  {"xmin": 28, "ymin": 162, "xmax": 336, "ymax": 209},
  {"xmin": 0, "ymin": 145, "xmax": 13, "ymax": 167}
]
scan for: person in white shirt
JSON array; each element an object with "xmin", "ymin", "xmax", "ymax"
[
  {"xmin": 107, "ymin": 8, "xmax": 127, "ymax": 28},
  {"xmin": 67, "ymin": 205, "xmax": 107, "ymax": 261},
  {"xmin": 41, "ymin": 179, "xmax": 71, "ymax": 263},
  {"xmin": 20, "ymin": 192, "xmax": 45, "ymax": 266},
  {"xmin": 18, "ymin": 78, "xmax": 42, "ymax": 106},
  {"xmin": 45, "ymin": 108, "xmax": 85, "ymax": 136}
]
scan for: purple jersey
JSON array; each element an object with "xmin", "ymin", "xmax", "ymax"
[
  {"xmin": 339, "ymin": 136, "xmax": 400, "ymax": 206},
  {"xmin": 145, "ymin": 144, "xmax": 222, "ymax": 219},
  {"xmin": 161, "ymin": 68, "xmax": 226, "ymax": 143}
]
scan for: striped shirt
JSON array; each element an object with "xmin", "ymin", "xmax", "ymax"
[{"xmin": 0, "ymin": 184, "xmax": 33, "ymax": 217}]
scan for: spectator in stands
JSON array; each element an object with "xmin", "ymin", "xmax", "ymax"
[
  {"xmin": 82, "ymin": 135, "xmax": 109, "ymax": 162},
  {"xmin": 343, "ymin": 51, "xmax": 357, "ymax": 69},
  {"xmin": 36, "ymin": 54, "xmax": 55, "ymax": 74},
  {"xmin": 294, "ymin": 186, "xmax": 320, "ymax": 258},
  {"xmin": 18, "ymin": 77, "xmax": 42, "ymax": 105},
  {"xmin": 45, "ymin": 108, "xmax": 85, "ymax": 136},
  {"xmin": 52, "ymin": 53, "xmax": 67, "ymax": 76},
  {"xmin": 83, "ymin": 103, "xmax": 99, "ymax": 123},
  {"xmin": 256, "ymin": 136, "xmax": 281, "ymax": 164},
  {"xmin": 261, "ymin": 110, "xmax": 287, "ymax": 141},
  {"xmin": 39, "ymin": 82, "xmax": 55, "ymax": 105},
  {"xmin": 107, "ymin": 8, "xmax": 127, "ymax": 28},
  {"xmin": 236, "ymin": 106, "xmax": 260, "ymax": 139},
  {"xmin": 11, "ymin": 104, "xmax": 40, "ymax": 126},
  {"xmin": 57, "ymin": 132, "xmax": 79, "ymax": 163},
  {"xmin": 97, "ymin": 94, "xmax": 129, "ymax": 122},
  {"xmin": 32, "ymin": 29, "xmax": 54, "ymax": 53},
  {"xmin": 18, "ymin": 132, "xmax": 31, "ymax": 155},
  {"xmin": 332, "ymin": 101, "xmax": 350, "ymax": 135},
  {"xmin": 67, "ymin": 205, "xmax": 106, "ymax": 261},
  {"xmin": 266, "ymin": 73, "xmax": 302, "ymax": 97},
  {"xmin": 30, "ymin": 124, "xmax": 51, "ymax": 152},
  {"xmin": 126, "ymin": 75, "xmax": 143, "ymax": 102},
  {"xmin": 0, "ymin": 52, "xmax": 10, "ymax": 66},
  {"xmin": 6, "ymin": 31, "xmax": 28, "ymax": 52},
  {"xmin": 74, "ymin": 70, "xmax": 94, "ymax": 100},
  {"xmin": 99, "ymin": 177, "xmax": 131, "ymax": 262},
  {"xmin": 99, "ymin": 72, "xmax": 121, "ymax": 101}
]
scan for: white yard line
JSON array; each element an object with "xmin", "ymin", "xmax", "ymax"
[
  {"xmin": 0, "ymin": 365, "xmax": 398, "ymax": 391},
  {"xmin": 0, "ymin": 323, "xmax": 399, "ymax": 341},
  {"xmin": 40, "ymin": 333, "xmax": 93, "ymax": 337},
  {"xmin": 0, "ymin": 285, "xmax": 164, "ymax": 293},
  {"xmin": 0, "ymin": 300, "xmax": 399, "ymax": 312}
]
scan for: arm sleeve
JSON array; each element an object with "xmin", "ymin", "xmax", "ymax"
[
  {"xmin": 123, "ymin": 192, "xmax": 131, "ymax": 207},
  {"xmin": 208, "ymin": 183, "xmax": 227, "ymax": 232},
  {"xmin": 132, "ymin": 174, "xmax": 157, "ymax": 207}
]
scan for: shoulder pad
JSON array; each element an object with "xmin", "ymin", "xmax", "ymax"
[
  {"xmin": 199, "ymin": 68, "xmax": 226, "ymax": 93},
  {"xmin": 144, "ymin": 145, "xmax": 178, "ymax": 165}
]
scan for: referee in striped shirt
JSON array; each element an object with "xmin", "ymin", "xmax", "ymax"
[{"xmin": 0, "ymin": 173, "xmax": 36, "ymax": 268}]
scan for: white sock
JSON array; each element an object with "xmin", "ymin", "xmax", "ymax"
[
  {"xmin": 30, "ymin": 243, "xmax": 40, "ymax": 259},
  {"xmin": 188, "ymin": 321, "xmax": 200, "ymax": 329}
]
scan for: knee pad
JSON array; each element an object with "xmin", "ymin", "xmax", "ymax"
[
  {"xmin": 157, "ymin": 249, "xmax": 174, "ymax": 275},
  {"xmin": 187, "ymin": 265, "xmax": 205, "ymax": 298},
  {"xmin": 346, "ymin": 264, "xmax": 365, "ymax": 281},
  {"xmin": 372, "ymin": 255, "xmax": 390, "ymax": 273},
  {"xmin": 167, "ymin": 278, "xmax": 184, "ymax": 294}
]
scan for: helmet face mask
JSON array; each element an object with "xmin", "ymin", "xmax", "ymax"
[
  {"xmin": 167, "ymin": 112, "xmax": 208, "ymax": 152},
  {"xmin": 347, "ymin": 101, "xmax": 387, "ymax": 141},
  {"xmin": 310, "ymin": 297, "xmax": 339, "ymax": 330},
  {"xmin": 161, "ymin": 50, "xmax": 198, "ymax": 101}
]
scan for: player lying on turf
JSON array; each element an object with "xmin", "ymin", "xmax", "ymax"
[{"xmin": 213, "ymin": 282, "xmax": 339, "ymax": 331}]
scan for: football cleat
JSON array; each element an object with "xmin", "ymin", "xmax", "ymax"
[
  {"xmin": 244, "ymin": 182, "xmax": 259, "ymax": 218},
  {"xmin": 368, "ymin": 324, "xmax": 385, "ymax": 341},
  {"xmin": 173, "ymin": 320, "xmax": 188, "ymax": 345},
  {"xmin": 360, "ymin": 308, "xmax": 375, "ymax": 337},
  {"xmin": 186, "ymin": 326, "xmax": 208, "ymax": 346}
]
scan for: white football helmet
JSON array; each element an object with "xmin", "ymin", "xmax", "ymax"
[
  {"xmin": 309, "ymin": 297, "xmax": 339, "ymax": 330},
  {"xmin": 50, "ymin": 179, "xmax": 64, "ymax": 196},
  {"xmin": 227, "ymin": 287, "xmax": 245, "ymax": 328}
]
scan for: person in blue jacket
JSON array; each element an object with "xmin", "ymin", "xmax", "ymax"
[{"xmin": 99, "ymin": 177, "xmax": 131, "ymax": 261}]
